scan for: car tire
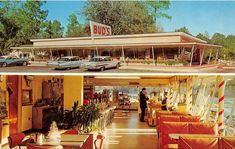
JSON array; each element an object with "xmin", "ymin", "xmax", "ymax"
[
  {"xmin": 22, "ymin": 61, "xmax": 27, "ymax": 66},
  {"xmin": 2, "ymin": 63, "xmax": 7, "ymax": 67},
  {"xmin": 100, "ymin": 67, "xmax": 105, "ymax": 71}
]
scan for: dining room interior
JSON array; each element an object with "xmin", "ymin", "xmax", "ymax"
[{"xmin": 0, "ymin": 75, "xmax": 234, "ymax": 149}]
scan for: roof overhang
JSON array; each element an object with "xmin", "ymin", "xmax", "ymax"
[
  {"xmin": 30, "ymin": 32, "xmax": 207, "ymax": 43},
  {"xmin": 11, "ymin": 42, "xmax": 222, "ymax": 50}
]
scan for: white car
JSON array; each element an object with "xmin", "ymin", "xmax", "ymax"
[
  {"xmin": 82, "ymin": 56, "xmax": 121, "ymax": 71},
  {"xmin": 47, "ymin": 56, "xmax": 82, "ymax": 70}
]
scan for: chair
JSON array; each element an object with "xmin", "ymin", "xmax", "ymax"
[
  {"xmin": 94, "ymin": 134, "xmax": 105, "ymax": 149},
  {"xmin": 8, "ymin": 132, "xmax": 32, "ymax": 149}
]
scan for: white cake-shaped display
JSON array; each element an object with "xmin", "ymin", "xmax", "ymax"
[{"xmin": 47, "ymin": 121, "xmax": 61, "ymax": 143}]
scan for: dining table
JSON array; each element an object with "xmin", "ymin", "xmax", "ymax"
[{"xmin": 27, "ymin": 134, "xmax": 89, "ymax": 149}]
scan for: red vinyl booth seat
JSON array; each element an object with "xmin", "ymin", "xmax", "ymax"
[
  {"xmin": 181, "ymin": 116, "xmax": 200, "ymax": 122},
  {"xmin": 157, "ymin": 115, "xmax": 199, "ymax": 132},
  {"xmin": 62, "ymin": 130, "xmax": 80, "ymax": 135},
  {"xmin": 190, "ymin": 123, "xmax": 217, "ymax": 135},
  {"xmin": 178, "ymin": 135, "xmax": 219, "ymax": 149},
  {"xmin": 221, "ymin": 137, "xmax": 235, "ymax": 149},
  {"xmin": 160, "ymin": 122, "xmax": 189, "ymax": 149},
  {"xmin": 157, "ymin": 115, "xmax": 181, "ymax": 132},
  {"xmin": 160, "ymin": 115, "xmax": 181, "ymax": 123},
  {"xmin": 156, "ymin": 111, "xmax": 173, "ymax": 128}
]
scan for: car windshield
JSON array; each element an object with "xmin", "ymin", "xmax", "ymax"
[
  {"xmin": 58, "ymin": 58, "xmax": 70, "ymax": 61},
  {"xmin": 90, "ymin": 58, "xmax": 104, "ymax": 62}
]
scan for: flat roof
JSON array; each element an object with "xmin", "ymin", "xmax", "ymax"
[{"xmin": 30, "ymin": 32, "xmax": 207, "ymax": 43}]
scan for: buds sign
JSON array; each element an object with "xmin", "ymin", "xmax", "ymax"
[{"xmin": 90, "ymin": 21, "xmax": 112, "ymax": 37}]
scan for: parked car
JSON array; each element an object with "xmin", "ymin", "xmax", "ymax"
[
  {"xmin": 0, "ymin": 56, "xmax": 29, "ymax": 67},
  {"xmin": 82, "ymin": 56, "xmax": 121, "ymax": 71},
  {"xmin": 47, "ymin": 56, "xmax": 83, "ymax": 70}
]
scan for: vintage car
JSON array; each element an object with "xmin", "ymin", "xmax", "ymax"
[
  {"xmin": 47, "ymin": 56, "xmax": 83, "ymax": 70},
  {"xmin": 82, "ymin": 56, "xmax": 121, "ymax": 71},
  {"xmin": 0, "ymin": 56, "xmax": 29, "ymax": 67}
]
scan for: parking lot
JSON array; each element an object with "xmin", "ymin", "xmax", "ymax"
[
  {"xmin": 0, "ymin": 65, "xmax": 157, "ymax": 73},
  {"xmin": 1, "ymin": 65, "xmax": 235, "ymax": 73}
]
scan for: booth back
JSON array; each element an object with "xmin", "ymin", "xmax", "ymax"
[
  {"xmin": 190, "ymin": 123, "xmax": 218, "ymax": 135},
  {"xmin": 160, "ymin": 122, "xmax": 189, "ymax": 149},
  {"xmin": 178, "ymin": 135, "xmax": 219, "ymax": 149},
  {"xmin": 181, "ymin": 115, "xmax": 200, "ymax": 122},
  {"xmin": 158, "ymin": 115, "xmax": 181, "ymax": 133},
  {"xmin": 156, "ymin": 114, "xmax": 200, "ymax": 132},
  {"xmin": 221, "ymin": 137, "xmax": 235, "ymax": 149},
  {"xmin": 159, "ymin": 122, "xmax": 218, "ymax": 149}
]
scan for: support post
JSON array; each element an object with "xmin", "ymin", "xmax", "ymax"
[
  {"xmin": 82, "ymin": 49, "xmax": 85, "ymax": 58},
  {"xmin": 208, "ymin": 50, "xmax": 212, "ymax": 64},
  {"xmin": 122, "ymin": 46, "xmax": 125, "ymax": 64},
  {"xmin": 162, "ymin": 48, "xmax": 165, "ymax": 58},
  {"xmin": 152, "ymin": 46, "xmax": 155, "ymax": 66},
  {"xmin": 181, "ymin": 47, "xmax": 185, "ymax": 58},
  {"xmin": 178, "ymin": 47, "xmax": 181, "ymax": 58},
  {"xmin": 50, "ymin": 48, "xmax": 53, "ymax": 60},
  {"xmin": 133, "ymin": 49, "xmax": 136, "ymax": 59},
  {"xmin": 186, "ymin": 77, "xmax": 193, "ymax": 114},
  {"xmin": 70, "ymin": 48, "xmax": 73, "ymax": 56},
  {"xmin": 31, "ymin": 48, "xmax": 35, "ymax": 58},
  {"xmin": 217, "ymin": 76, "xmax": 226, "ymax": 135},
  {"xmin": 190, "ymin": 45, "xmax": 195, "ymax": 67},
  {"xmin": 200, "ymin": 47, "xmax": 205, "ymax": 66},
  {"xmin": 96, "ymin": 47, "xmax": 99, "ymax": 56},
  {"xmin": 215, "ymin": 48, "xmax": 219, "ymax": 64}
]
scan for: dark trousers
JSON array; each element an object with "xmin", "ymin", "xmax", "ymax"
[{"xmin": 140, "ymin": 106, "xmax": 146, "ymax": 121}]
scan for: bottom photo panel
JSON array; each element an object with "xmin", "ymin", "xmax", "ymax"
[{"xmin": 0, "ymin": 75, "xmax": 234, "ymax": 149}]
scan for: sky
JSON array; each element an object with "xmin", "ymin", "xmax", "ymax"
[{"xmin": 42, "ymin": 1, "xmax": 235, "ymax": 37}]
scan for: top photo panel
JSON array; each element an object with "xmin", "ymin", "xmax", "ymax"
[{"xmin": 0, "ymin": 0, "xmax": 235, "ymax": 74}]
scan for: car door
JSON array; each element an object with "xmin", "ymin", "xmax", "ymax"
[
  {"xmin": 68, "ymin": 58, "xmax": 75, "ymax": 68},
  {"xmin": 102, "ymin": 58, "xmax": 109, "ymax": 68},
  {"xmin": 7, "ymin": 57, "xmax": 17, "ymax": 66},
  {"xmin": 74, "ymin": 57, "xmax": 81, "ymax": 68},
  {"xmin": 61, "ymin": 58, "xmax": 71, "ymax": 68},
  {"xmin": 106, "ymin": 57, "xmax": 115, "ymax": 68}
]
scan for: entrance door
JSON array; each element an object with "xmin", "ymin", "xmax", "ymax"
[{"xmin": 7, "ymin": 76, "xmax": 19, "ymax": 135}]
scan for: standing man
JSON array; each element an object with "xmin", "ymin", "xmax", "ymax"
[{"xmin": 139, "ymin": 88, "xmax": 149, "ymax": 122}]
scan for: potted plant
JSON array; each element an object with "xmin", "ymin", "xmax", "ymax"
[{"xmin": 63, "ymin": 101, "xmax": 101, "ymax": 133}]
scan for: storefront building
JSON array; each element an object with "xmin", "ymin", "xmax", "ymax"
[{"xmin": 11, "ymin": 32, "xmax": 222, "ymax": 66}]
